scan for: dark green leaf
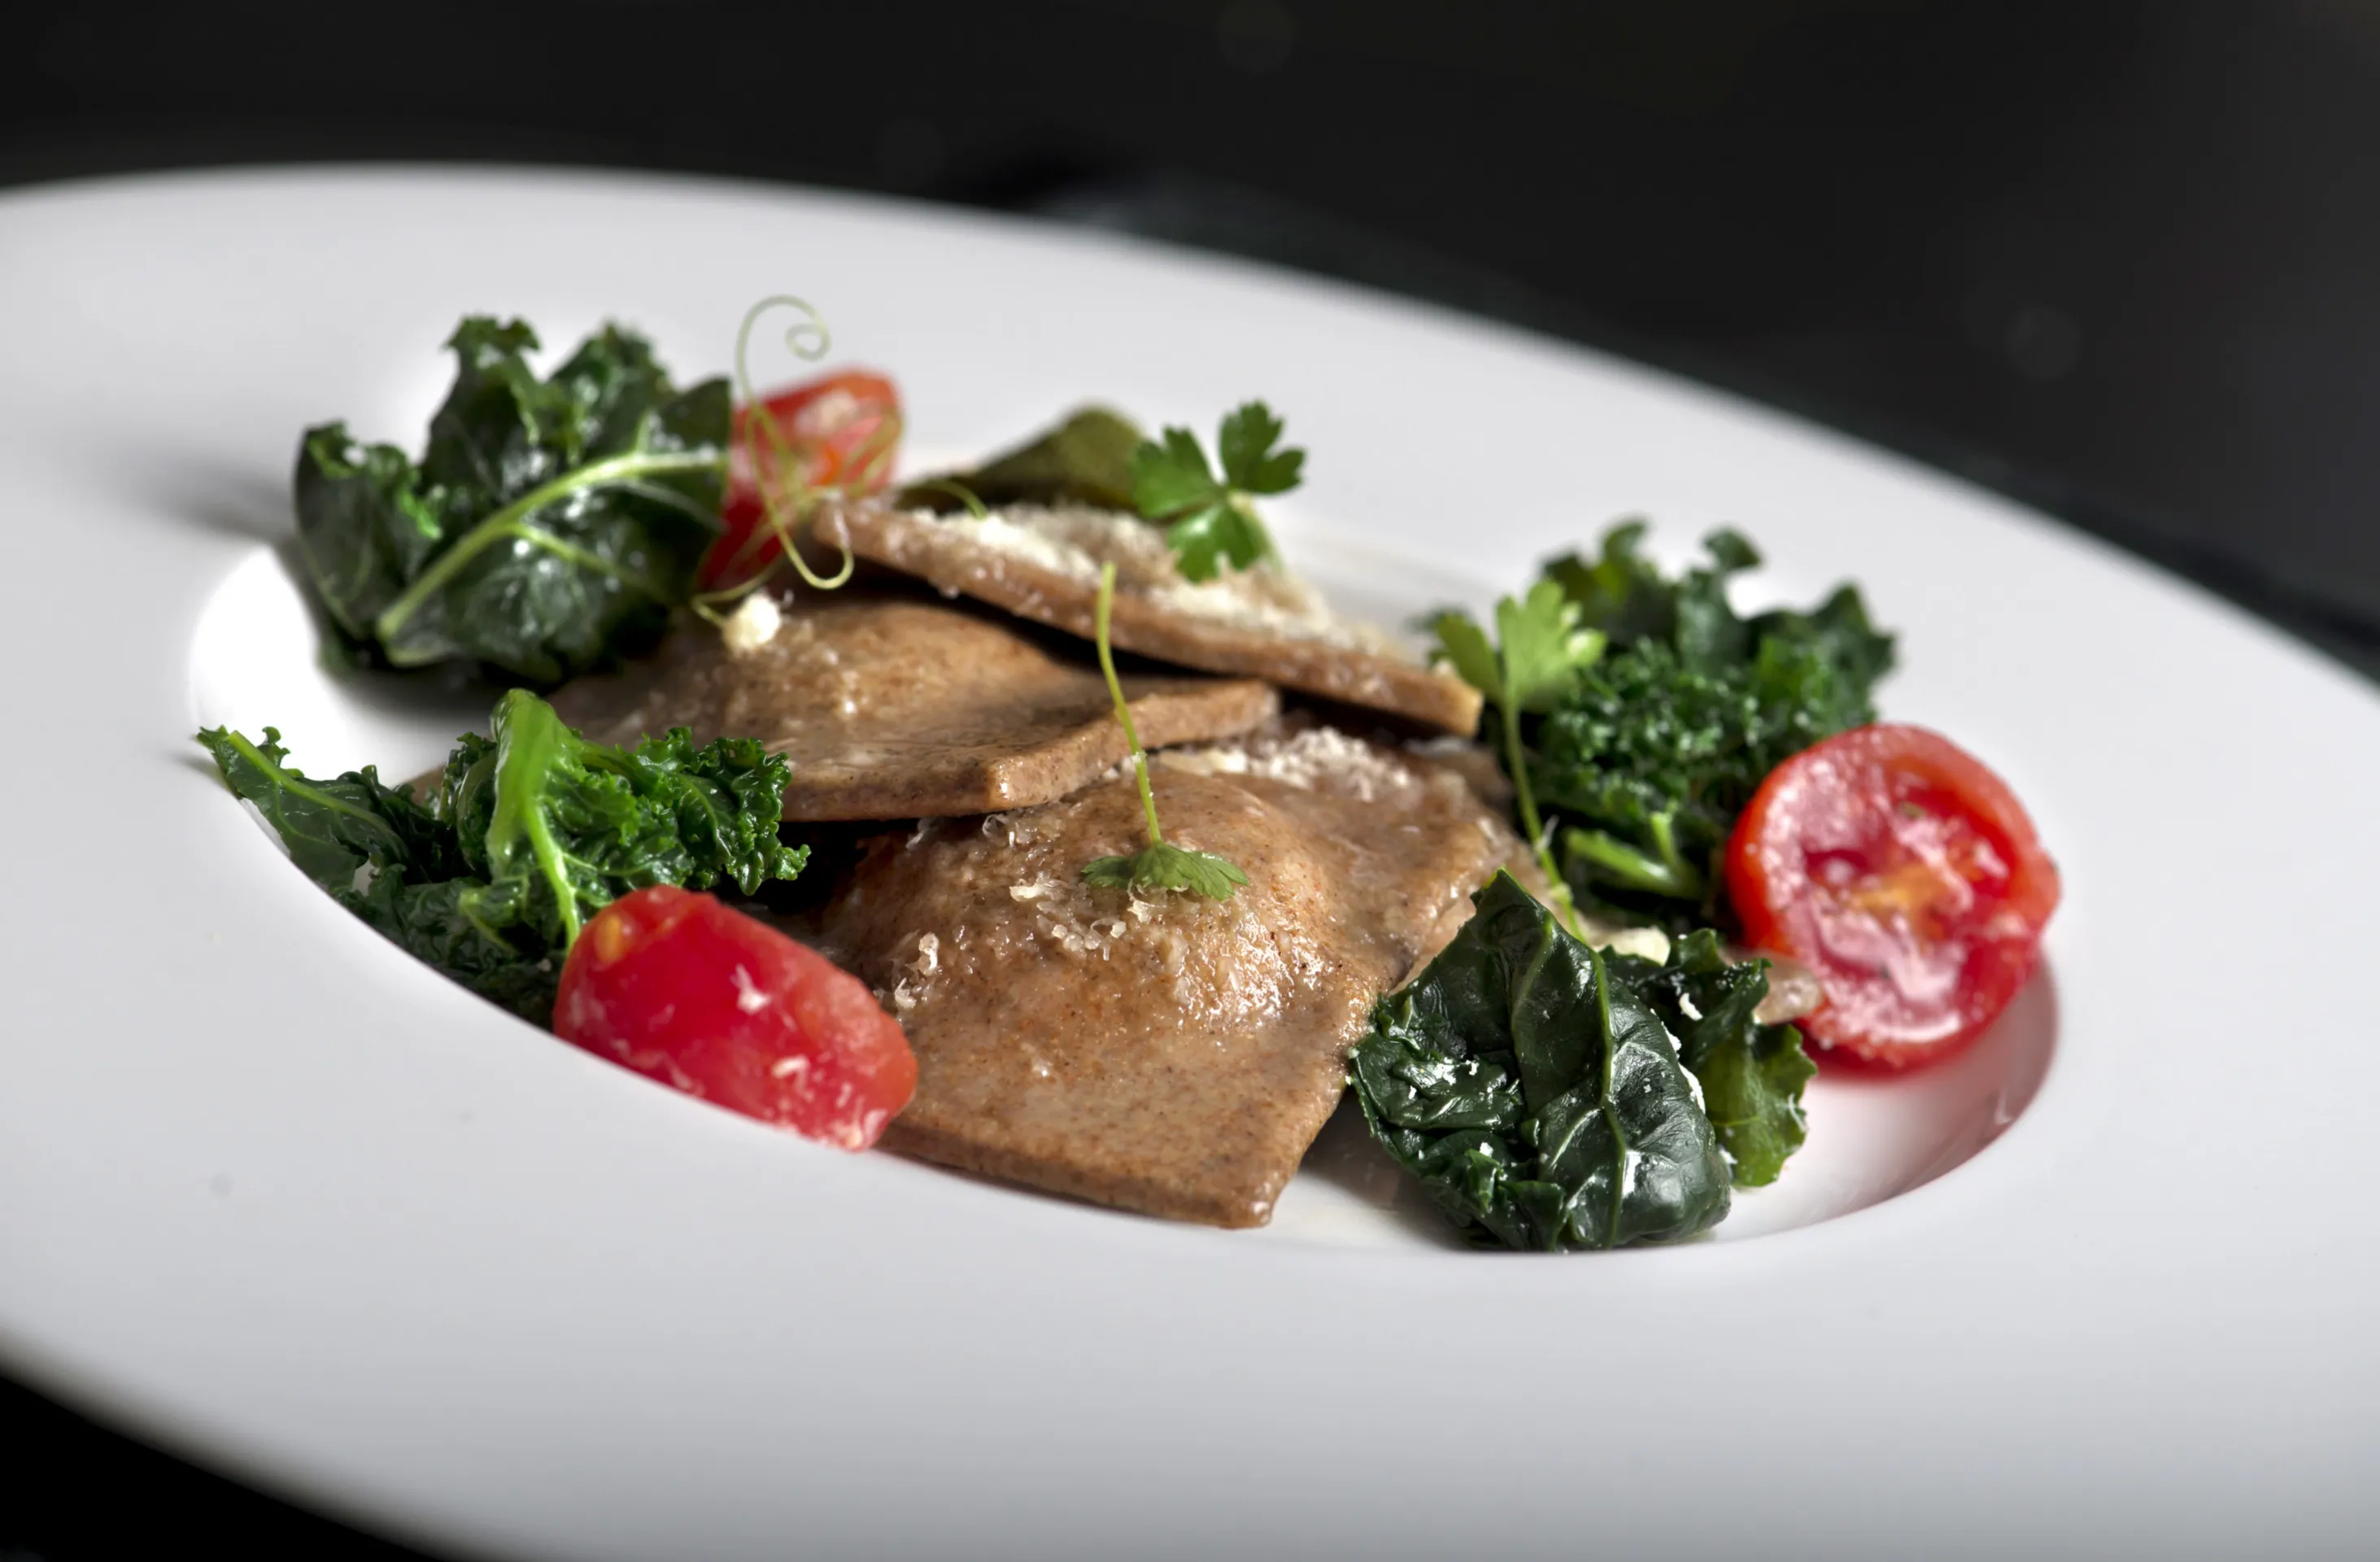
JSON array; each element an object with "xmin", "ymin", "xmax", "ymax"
[
  {"xmin": 347, "ymin": 872, "xmax": 557, "ymax": 1021},
  {"xmin": 291, "ymin": 426, "xmax": 449, "ymax": 644},
  {"xmin": 1536, "ymin": 632, "xmax": 1881, "ymax": 926},
  {"xmin": 197, "ymin": 725, "xmax": 453, "ymax": 888},
  {"xmin": 440, "ymin": 690, "xmax": 809, "ymax": 947},
  {"xmin": 197, "ymin": 723, "xmax": 549, "ymax": 1015},
  {"xmin": 1543, "ymin": 523, "xmax": 1764, "ymax": 670},
  {"xmin": 900, "ymin": 406, "xmax": 1146, "ymax": 513},
  {"xmin": 1350, "ymin": 872, "xmax": 1731, "ymax": 1250},
  {"xmin": 294, "ymin": 316, "xmax": 729, "ymax": 684},
  {"xmin": 1082, "ymin": 840, "xmax": 1249, "ymax": 900},
  {"xmin": 1540, "ymin": 520, "xmax": 1673, "ymax": 648},
  {"xmin": 1632, "ymin": 930, "xmax": 1815, "ymax": 1185},
  {"xmin": 1750, "ymin": 582, "xmax": 1897, "ymax": 705}
]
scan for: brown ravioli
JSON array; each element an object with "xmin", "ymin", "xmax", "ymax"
[
  {"xmin": 547, "ymin": 590, "xmax": 1276, "ymax": 821},
  {"xmin": 809, "ymin": 726, "xmax": 1522, "ymax": 1227},
  {"xmin": 815, "ymin": 500, "xmax": 1484, "ymax": 735}
]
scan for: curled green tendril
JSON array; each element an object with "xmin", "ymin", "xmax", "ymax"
[
  {"xmin": 902, "ymin": 476, "xmax": 990, "ymax": 518},
  {"xmin": 696, "ymin": 295, "xmax": 861, "ymax": 614}
]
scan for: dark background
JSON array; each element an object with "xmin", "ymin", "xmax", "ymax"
[{"xmin": 7, "ymin": 1, "xmax": 2377, "ymax": 1555}]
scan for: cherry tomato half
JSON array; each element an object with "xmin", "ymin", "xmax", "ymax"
[
  {"xmin": 1724, "ymin": 723, "xmax": 2060, "ymax": 1069},
  {"xmin": 700, "ymin": 369, "xmax": 903, "ymax": 591},
  {"xmin": 554, "ymin": 886, "xmax": 916, "ymax": 1149}
]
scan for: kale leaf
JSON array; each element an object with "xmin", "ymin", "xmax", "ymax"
[
  {"xmin": 198, "ymin": 691, "xmax": 806, "ymax": 1020},
  {"xmin": 900, "ymin": 406, "xmax": 1147, "ymax": 513},
  {"xmin": 1622, "ymin": 929, "xmax": 1815, "ymax": 1186},
  {"xmin": 1351, "ymin": 872, "xmax": 1732, "ymax": 1250},
  {"xmin": 295, "ymin": 318, "xmax": 730, "ymax": 684},
  {"xmin": 1523, "ymin": 525, "xmax": 1894, "ymax": 927}
]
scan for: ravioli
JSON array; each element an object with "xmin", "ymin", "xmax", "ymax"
[
  {"xmin": 815, "ymin": 500, "xmax": 1484, "ymax": 735},
  {"xmin": 547, "ymin": 588, "xmax": 1275, "ymax": 821},
  {"xmin": 809, "ymin": 726, "xmax": 1524, "ymax": 1226}
]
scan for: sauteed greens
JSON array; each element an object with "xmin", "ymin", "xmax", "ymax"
[
  {"xmin": 296, "ymin": 319, "xmax": 729, "ymax": 683},
  {"xmin": 200, "ymin": 691, "xmax": 804, "ymax": 1019},
  {"xmin": 1436, "ymin": 522, "xmax": 1894, "ymax": 932},
  {"xmin": 1351, "ymin": 872, "xmax": 1738, "ymax": 1250}
]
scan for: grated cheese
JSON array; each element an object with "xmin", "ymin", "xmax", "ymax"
[
  {"xmin": 921, "ymin": 502, "xmax": 1408, "ymax": 656},
  {"xmin": 719, "ymin": 591, "xmax": 784, "ymax": 655}
]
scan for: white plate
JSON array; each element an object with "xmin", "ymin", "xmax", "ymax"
[{"xmin": 2, "ymin": 168, "xmax": 2375, "ymax": 1560}]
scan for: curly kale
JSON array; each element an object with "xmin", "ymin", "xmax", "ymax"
[
  {"xmin": 198, "ymin": 691, "xmax": 806, "ymax": 1020},
  {"xmin": 1519, "ymin": 523, "xmax": 1894, "ymax": 928}
]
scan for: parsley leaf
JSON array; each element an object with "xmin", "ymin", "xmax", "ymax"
[
  {"xmin": 1129, "ymin": 400, "xmax": 1302, "ymax": 581},
  {"xmin": 1428, "ymin": 581, "xmax": 1605, "ymax": 720},
  {"xmin": 900, "ymin": 406, "xmax": 1146, "ymax": 513},
  {"xmin": 1495, "ymin": 580, "xmax": 1606, "ymax": 712},
  {"xmin": 1214, "ymin": 402, "xmax": 1304, "ymax": 494},
  {"xmin": 1133, "ymin": 426, "xmax": 1226, "ymax": 516},
  {"xmin": 1428, "ymin": 581, "xmax": 1605, "ymax": 931}
]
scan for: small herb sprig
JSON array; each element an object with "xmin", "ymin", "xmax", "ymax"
[
  {"xmin": 1429, "ymin": 582, "xmax": 1604, "ymax": 934},
  {"xmin": 1129, "ymin": 401, "xmax": 1304, "ymax": 582},
  {"xmin": 1081, "ymin": 561, "xmax": 1250, "ymax": 900}
]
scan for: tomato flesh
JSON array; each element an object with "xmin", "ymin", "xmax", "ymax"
[
  {"xmin": 1724, "ymin": 723, "xmax": 2059, "ymax": 1068},
  {"xmin": 554, "ymin": 886, "xmax": 916, "ymax": 1148},
  {"xmin": 701, "ymin": 369, "xmax": 902, "ymax": 591}
]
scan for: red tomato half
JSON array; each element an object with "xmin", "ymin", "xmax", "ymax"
[
  {"xmin": 554, "ymin": 886, "xmax": 917, "ymax": 1148},
  {"xmin": 1724, "ymin": 724, "xmax": 2060, "ymax": 1069},
  {"xmin": 701, "ymin": 369, "xmax": 902, "ymax": 591}
]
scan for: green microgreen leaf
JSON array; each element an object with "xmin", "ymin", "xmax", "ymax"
[
  {"xmin": 1083, "ymin": 841, "xmax": 1250, "ymax": 899},
  {"xmin": 1079, "ymin": 560, "xmax": 1249, "ymax": 900}
]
